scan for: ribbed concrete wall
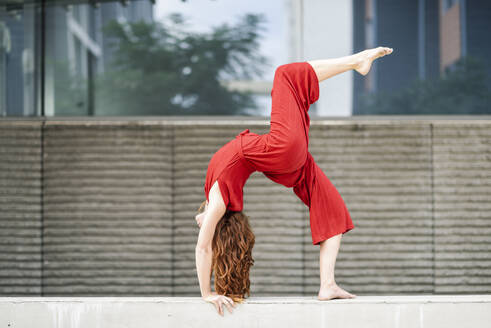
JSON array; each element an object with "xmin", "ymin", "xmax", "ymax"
[
  {"xmin": 0, "ymin": 118, "xmax": 490, "ymax": 297},
  {"xmin": 433, "ymin": 122, "xmax": 491, "ymax": 293},
  {"xmin": 0, "ymin": 121, "xmax": 42, "ymax": 295},
  {"xmin": 42, "ymin": 124, "xmax": 173, "ymax": 296}
]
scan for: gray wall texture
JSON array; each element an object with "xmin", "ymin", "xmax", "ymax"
[{"xmin": 0, "ymin": 118, "xmax": 490, "ymax": 296}]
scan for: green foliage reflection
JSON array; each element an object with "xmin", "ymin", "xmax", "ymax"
[
  {"xmin": 95, "ymin": 13, "xmax": 270, "ymax": 116},
  {"xmin": 358, "ymin": 56, "xmax": 491, "ymax": 115}
]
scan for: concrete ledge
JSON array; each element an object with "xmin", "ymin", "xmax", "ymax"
[
  {"xmin": 2, "ymin": 115, "xmax": 491, "ymax": 124},
  {"xmin": 2, "ymin": 295, "xmax": 491, "ymax": 327}
]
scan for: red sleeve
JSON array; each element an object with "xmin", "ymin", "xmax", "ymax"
[{"xmin": 205, "ymin": 178, "xmax": 230, "ymax": 209}]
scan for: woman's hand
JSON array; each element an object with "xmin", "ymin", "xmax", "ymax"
[{"xmin": 203, "ymin": 292, "xmax": 236, "ymax": 316}]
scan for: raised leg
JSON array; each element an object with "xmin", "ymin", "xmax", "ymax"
[
  {"xmin": 307, "ymin": 46, "xmax": 393, "ymax": 82},
  {"xmin": 265, "ymin": 61, "xmax": 319, "ymax": 173}
]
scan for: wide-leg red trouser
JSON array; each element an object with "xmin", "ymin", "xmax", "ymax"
[{"xmin": 238, "ymin": 62, "xmax": 355, "ymax": 245}]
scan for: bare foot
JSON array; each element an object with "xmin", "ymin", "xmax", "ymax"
[
  {"xmin": 354, "ymin": 46, "xmax": 393, "ymax": 76},
  {"xmin": 317, "ymin": 283, "xmax": 357, "ymax": 301}
]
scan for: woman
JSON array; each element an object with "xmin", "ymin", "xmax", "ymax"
[{"xmin": 195, "ymin": 46, "xmax": 394, "ymax": 316}]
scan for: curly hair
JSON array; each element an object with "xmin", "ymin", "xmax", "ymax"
[{"xmin": 197, "ymin": 200, "xmax": 255, "ymax": 303}]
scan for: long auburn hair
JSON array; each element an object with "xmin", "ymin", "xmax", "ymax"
[{"xmin": 197, "ymin": 200, "xmax": 255, "ymax": 303}]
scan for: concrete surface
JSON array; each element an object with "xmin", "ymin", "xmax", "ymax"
[{"xmin": 1, "ymin": 295, "xmax": 491, "ymax": 328}]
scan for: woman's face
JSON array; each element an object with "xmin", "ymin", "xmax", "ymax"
[{"xmin": 195, "ymin": 200, "xmax": 208, "ymax": 228}]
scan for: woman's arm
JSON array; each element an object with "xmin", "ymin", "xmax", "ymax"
[{"xmin": 195, "ymin": 182, "xmax": 226, "ymax": 298}]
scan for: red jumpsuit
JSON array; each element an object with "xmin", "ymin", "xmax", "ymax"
[{"xmin": 204, "ymin": 62, "xmax": 355, "ymax": 245}]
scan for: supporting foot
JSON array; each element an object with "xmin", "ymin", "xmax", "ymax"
[
  {"xmin": 354, "ymin": 46, "xmax": 393, "ymax": 76},
  {"xmin": 317, "ymin": 283, "xmax": 357, "ymax": 301}
]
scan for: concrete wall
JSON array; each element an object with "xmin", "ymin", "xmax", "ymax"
[
  {"xmin": 1, "ymin": 117, "xmax": 490, "ymax": 296},
  {"xmin": 0, "ymin": 121, "xmax": 42, "ymax": 295},
  {"xmin": 42, "ymin": 123, "xmax": 173, "ymax": 295},
  {"xmin": 1, "ymin": 295, "xmax": 491, "ymax": 328}
]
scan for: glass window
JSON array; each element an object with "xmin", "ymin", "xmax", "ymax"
[
  {"xmin": 443, "ymin": 0, "xmax": 459, "ymax": 13},
  {"xmin": 1, "ymin": 0, "xmax": 490, "ymax": 117},
  {"xmin": 0, "ymin": 1, "xmax": 40, "ymax": 116},
  {"xmin": 41, "ymin": 0, "xmax": 287, "ymax": 117}
]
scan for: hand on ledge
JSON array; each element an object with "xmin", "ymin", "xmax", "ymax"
[{"xmin": 203, "ymin": 291, "xmax": 236, "ymax": 316}]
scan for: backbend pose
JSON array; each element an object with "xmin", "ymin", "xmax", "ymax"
[{"xmin": 195, "ymin": 46, "xmax": 394, "ymax": 316}]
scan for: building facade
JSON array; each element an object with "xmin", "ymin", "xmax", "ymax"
[
  {"xmin": 0, "ymin": 0, "xmax": 153, "ymax": 117},
  {"xmin": 352, "ymin": 0, "xmax": 491, "ymax": 115}
]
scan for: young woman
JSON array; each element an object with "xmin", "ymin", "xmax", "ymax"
[{"xmin": 195, "ymin": 46, "xmax": 394, "ymax": 316}]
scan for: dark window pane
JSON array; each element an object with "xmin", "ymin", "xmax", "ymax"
[{"xmin": 0, "ymin": 1, "xmax": 39, "ymax": 116}]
